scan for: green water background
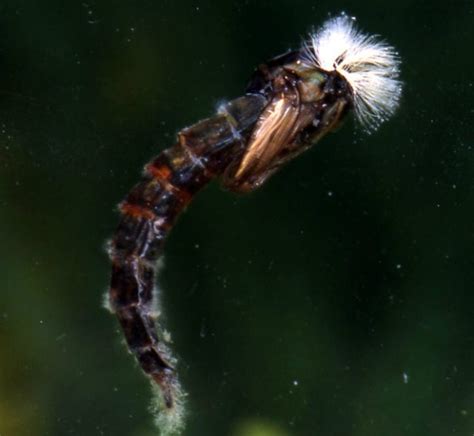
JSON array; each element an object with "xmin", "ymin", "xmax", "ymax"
[{"xmin": 1, "ymin": 1, "xmax": 473, "ymax": 435}]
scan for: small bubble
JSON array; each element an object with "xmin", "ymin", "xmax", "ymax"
[{"xmin": 402, "ymin": 372, "xmax": 409, "ymax": 384}]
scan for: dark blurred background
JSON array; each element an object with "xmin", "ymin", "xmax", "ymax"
[{"xmin": 0, "ymin": 1, "xmax": 473, "ymax": 435}]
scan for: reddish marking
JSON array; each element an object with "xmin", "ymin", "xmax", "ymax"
[
  {"xmin": 120, "ymin": 202, "xmax": 156, "ymax": 220},
  {"xmin": 146, "ymin": 162, "xmax": 172, "ymax": 181},
  {"xmin": 145, "ymin": 163, "xmax": 193, "ymax": 205}
]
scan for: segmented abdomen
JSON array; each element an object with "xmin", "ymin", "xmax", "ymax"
[
  {"xmin": 107, "ymin": 94, "xmax": 267, "ymax": 415},
  {"xmin": 108, "ymin": 143, "xmax": 211, "ymax": 407}
]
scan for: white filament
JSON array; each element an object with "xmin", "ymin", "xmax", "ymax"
[{"xmin": 303, "ymin": 14, "xmax": 402, "ymax": 131}]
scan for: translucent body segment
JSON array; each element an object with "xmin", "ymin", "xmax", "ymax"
[
  {"xmin": 137, "ymin": 348, "xmax": 173, "ymax": 374},
  {"xmin": 149, "ymin": 146, "xmax": 210, "ymax": 195},
  {"xmin": 109, "ymin": 258, "xmax": 155, "ymax": 309},
  {"xmin": 179, "ymin": 95, "xmax": 267, "ymax": 173},
  {"xmin": 179, "ymin": 114, "xmax": 236, "ymax": 155},
  {"xmin": 116, "ymin": 306, "xmax": 159, "ymax": 350},
  {"xmin": 220, "ymin": 95, "xmax": 268, "ymax": 131}
]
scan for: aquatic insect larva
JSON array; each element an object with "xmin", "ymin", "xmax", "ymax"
[{"xmin": 107, "ymin": 14, "xmax": 402, "ymax": 434}]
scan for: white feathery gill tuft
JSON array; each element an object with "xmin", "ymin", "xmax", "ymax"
[{"xmin": 303, "ymin": 14, "xmax": 402, "ymax": 131}]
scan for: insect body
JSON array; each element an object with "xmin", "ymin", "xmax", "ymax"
[{"xmin": 107, "ymin": 14, "xmax": 401, "ymax": 434}]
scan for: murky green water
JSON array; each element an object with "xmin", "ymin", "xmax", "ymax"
[{"xmin": 1, "ymin": 1, "xmax": 473, "ymax": 435}]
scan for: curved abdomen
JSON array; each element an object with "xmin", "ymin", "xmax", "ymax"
[
  {"xmin": 109, "ymin": 142, "xmax": 210, "ymax": 406},
  {"xmin": 107, "ymin": 94, "xmax": 267, "ymax": 409}
]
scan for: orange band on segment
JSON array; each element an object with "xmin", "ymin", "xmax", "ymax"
[
  {"xmin": 145, "ymin": 163, "xmax": 193, "ymax": 204},
  {"xmin": 146, "ymin": 162, "xmax": 172, "ymax": 180},
  {"xmin": 120, "ymin": 202, "xmax": 156, "ymax": 220}
]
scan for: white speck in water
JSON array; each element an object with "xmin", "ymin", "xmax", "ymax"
[
  {"xmin": 293, "ymin": 380, "xmax": 299, "ymax": 386},
  {"xmin": 200, "ymin": 322, "xmax": 206, "ymax": 338},
  {"xmin": 396, "ymin": 264, "xmax": 402, "ymax": 270},
  {"xmin": 327, "ymin": 191, "xmax": 333, "ymax": 197},
  {"xmin": 402, "ymin": 372, "xmax": 409, "ymax": 384}
]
